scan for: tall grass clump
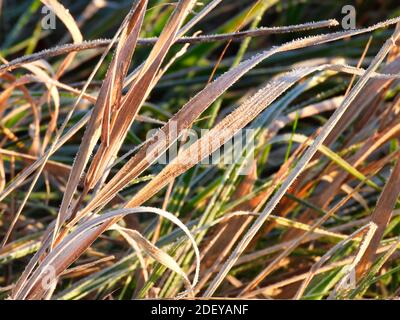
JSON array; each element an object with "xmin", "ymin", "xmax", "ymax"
[{"xmin": 0, "ymin": 0, "xmax": 400, "ymax": 300}]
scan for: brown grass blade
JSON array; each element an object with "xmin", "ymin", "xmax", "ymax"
[
  {"xmin": 117, "ymin": 227, "xmax": 194, "ymax": 296},
  {"xmin": 12, "ymin": 207, "xmax": 200, "ymax": 300},
  {"xmin": 78, "ymin": 19, "xmax": 400, "ymax": 218},
  {"xmin": 55, "ymin": 0, "xmax": 148, "ymax": 230},
  {"xmin": 121, "ymin": 65, "xmax": 396, "ymax": 208},
  {"xmin": 204, "ymin": 22, "xmax": 400, "ymax": 297},
  {"xmin": 83, "ymin": 0, "xmax": 197, "ymax": 192},
  {"xmin": 355, "ymin": 159, "xmax": 400, "ymax": 278}
]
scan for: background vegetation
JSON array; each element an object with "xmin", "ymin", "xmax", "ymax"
[{"xmin": 1, "ymin": 0, "xmax": 400, "ymax": 299}]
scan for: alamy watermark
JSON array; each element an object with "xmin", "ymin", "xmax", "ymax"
[
  {"xmin": 145, "ymin": 122, "xmax": 255, "ymax": 175},
  {"xmin": 41, "ymin": 5, "xmax": 56, "ymax": 30},
  {"xmin": 341, "ymin": 5, "xmax": 356, "ymax": 30},
  {"xmin": 40, "ymin": 265, "xmax": 57, "ymax": 294},
  {"xmin": 39, "ymin": 4, "xmax": 358, "ymax": 31}
]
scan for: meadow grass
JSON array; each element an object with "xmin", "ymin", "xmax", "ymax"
[{"xmin": 0, "ymin": 0, "xmax": 400, "ymax": 300}]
